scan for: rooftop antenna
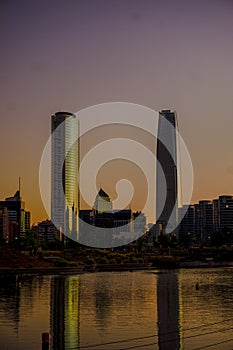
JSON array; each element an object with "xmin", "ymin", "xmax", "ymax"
[{"xmin": 18, "ymin": 176, "xmax": 21, "ymax": 201}]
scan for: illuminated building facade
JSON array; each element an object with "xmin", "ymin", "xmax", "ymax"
[
  {"xmin": 51, "ymin": 112, "xmax": 79, "ymax": 239},
  {"xmin": 93, "ymin": 188, "xmax": 112, "ymax": 214},
  {"xmin": 20, "ymin": 209, "xmax": 31, "ymax": 238}
]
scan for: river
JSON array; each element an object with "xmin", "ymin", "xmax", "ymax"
[{"xmin": 0, "ymin": 268, "xmax": 233, "ymax": 350}]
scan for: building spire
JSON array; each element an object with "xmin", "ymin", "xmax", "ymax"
[{"xmin": 19, "ymin": 176, "xmax": 21, "ymax": 195}]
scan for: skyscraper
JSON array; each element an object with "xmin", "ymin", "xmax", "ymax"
[
  {"xmin": 156, "ymin": 110, "xmax": 178, "ymax": 235},
  {"xmin": 94, "ymin": 188, "xmax": 113, "ymax": 214},
  {"xmin": 92, "ymin": 188, "xmax": 113, "ymax": 229},
  {"xmin": 179, "ymin": 204, "xmax": 195, "ymax": 238},
  {"xmin": 0, "ymin": 190, "xmax": 22, "ymax": 238},
  {"xmin": 196, "ymin": 200, "xmax": 213, "ymax": 243},
  {"xmin": 0, "ymin": 207, "xmax": 8, "ymax": 243},
  {"xmin": 0, "ymin": 185, "xmax": 31, "ymax": 241},
  {"xmin": 51, "ymin": 112, "xmax": 79, "ymax": 239},
  {"xmin": 213, "ymin": 195, "xmax": 233, "ymax": 232}
]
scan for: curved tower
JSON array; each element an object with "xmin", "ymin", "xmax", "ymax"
[
  {"xmin": 51, "ymin": 112, "xmax": 79, "ymax": 239},
  {"xmin": 156, "ymin": 110, "xmax": 178, "ymax": 235}
]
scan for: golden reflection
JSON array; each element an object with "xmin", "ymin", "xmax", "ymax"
[
  {"xmin": 50, "ymin": 275, "xmax": 80, "ymax": 350},
  {"xmin": 65, "ymin": 276, "xmax": 80, "ymax": 348},
  {"xmin": 178, "ymin": 273, "xmax": 183, "ymax": 350}
]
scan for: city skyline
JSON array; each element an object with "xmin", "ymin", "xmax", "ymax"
[
  {"xmin": 1, "ymin": 111, "xmax": 233, "ymax": 228},
  {"xmin": 1, "ymin": 0, "xmax": 233, "ymax": 224}
]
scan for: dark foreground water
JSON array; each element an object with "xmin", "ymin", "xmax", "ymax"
[{"xmin": 0, "ymin": 268, "xmax": 233, "ymax": 350}]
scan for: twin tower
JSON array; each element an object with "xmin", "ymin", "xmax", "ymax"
[{"xmin": 51, "ymin": 109, "xmax": 179, "ymax": 238}]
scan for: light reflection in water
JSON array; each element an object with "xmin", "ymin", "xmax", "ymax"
[
  {"xmin": 1, "ymin": 269, "xmax": 233, "ymax": 349},
  {"xmin": 50, "ymin": 275, "xmax": 80, "ymax": 350}
]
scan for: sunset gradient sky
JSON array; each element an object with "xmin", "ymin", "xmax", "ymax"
[{"xmin": 1, "ymin": 0, "xmax": 233, "ymax": 223}]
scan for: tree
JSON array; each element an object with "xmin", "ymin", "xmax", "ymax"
[
  {"xmin": 170, "ymin": 234, "xmax": 178, "ymax": 247},
  {"xmin": 158, "ymin": 233, "xmax": 171, "ymax": 248},
  {"xmin": 222, "ymin": 227, "xmax": 233, "ymax": 245},
  {"xmin": 179, "ymin": 232, "xmax": 192, "ymax": 248},
  {"xmin": 211, "ymin": 231, "xmax": 225, "ymax": 247},
  {"xmin": 137, "ymin": 236, "xmax": 145, "ymax": 252},
  {"xmin": 26, "ymin": 229, "xmax": 39, "ymax": 255}
]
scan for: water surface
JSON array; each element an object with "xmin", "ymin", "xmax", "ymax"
[{"xmin": 0, "ymin": 268, "xmax": 233, "ymax": 349}]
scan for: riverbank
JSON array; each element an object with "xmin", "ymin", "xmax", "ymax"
[
  {"xmin": 0, "ymin": 264, "xmax": 154, "ymax": 276},
  {"xmin": 0, "ymin": 247, "xmax": 52, "ymax": 269},
  {"xmin": 180, "ymin": 260, "xmax": 233, "ymax": 268},
  {"xmin": 1, "ymin": 247, "xmax": 233, "ymax": 276},
  {"xmin": 0, "ymin": 262, "xmax": 153, "ymax": 277},
  {"xmin": 1, "ymin": 260, "xmax": 233, "ymax": 278}
]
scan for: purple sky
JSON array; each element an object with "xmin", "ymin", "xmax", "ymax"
[{"xmin": 1, "ymin": 0, "xmax": 233, "ymax": 223}]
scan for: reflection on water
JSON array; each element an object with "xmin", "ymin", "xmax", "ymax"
[
  {"xmin": 1, "ymin": 269, "xmax": 233, "ymax": 349},
  {"xmin": 0, "ymin": 274, "xmax": 51, "ymax": 350},
  {"xmin": 51, "ymin": 277, "xmax": 65, "ymax": 350},
  {"xmin": 50, "ymin": 276, "xmax": 80, "ymax": 350},
  {"xmin": 94, "ymin": 275, "xmax": 112, "ymax": 329},
  {"xmin": 157, "ymin": 272, "xmax": 181, "ymax": 349},
  {"xmin": 79, "ymin": 272, "xmax": 157, "ymax": 349}
]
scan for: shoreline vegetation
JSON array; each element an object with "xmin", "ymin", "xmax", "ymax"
[{"xmin": 1, "ymin": 246, "xmax": 233, "ymax": 276}]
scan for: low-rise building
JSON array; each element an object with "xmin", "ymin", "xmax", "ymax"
[{"xmin": 37, "ymin": 219, "xmax": 61, "ymax": 244}]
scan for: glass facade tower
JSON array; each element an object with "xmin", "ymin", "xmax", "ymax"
[
  {"xmin": 51, "ymin": 112, "xmax": 79, "ymax": 239},
  {"xmin": 156, "ymin": 110, "xmax": 178, "ymax": 234}
]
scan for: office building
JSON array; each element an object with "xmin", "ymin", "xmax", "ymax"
[
  {"xmin": 133, "ymin": 211, "xmax": 146, "ymax": 234},
  {"xmin": 0, "ymin": 190, "xmax": 22, "ymax": 238},
  {"xmin": 51, "ymin": 112, "xmax": 79, "ymax": 239},
  {"xmin": 0, "ymin": 207, "xmax": 9, "ymax": 243},
  {"xmin": 214, "ymin": 195, "xmax": 233, "ymax": 231},
  {"xmin": 79, "ymin": 189, "xmax": 146, "ymax": 237},
  {"xmin": 156, "ymin": 110, "xmax": 178, "ymax": 235},
  {"xmin": 0, "ymin": 186, "xmax": 31, "ymax": 240},
  {"xmin": 195, "ymin": 200, "xmax": 213, "ymax": 243},
  {"xmin": 92, "ymin": 188, "xmax": 113, "ymax": 228},
  {"xmin": 93, "ymin": 188, "xmax": 112, "ymax": 213},
  {"xmin": 213, "ymin": 199, "xmax": 219, "ymax": 232},
  {"xmin": 37, "ymin": 219, "xmax": 61, "ymax": 244},
  {"xmin": 113, "ymin": 209, "xmax": 134, "ymax": 234},
  {"xmin": 179, "ymin": 205, "xmax": 195, "ymax": 238},
  {"xmin": 20, "ymin": 209, "xmax": 31, "ymax": 238}
]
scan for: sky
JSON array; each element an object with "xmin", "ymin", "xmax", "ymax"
[{"xmin": 1, "ymin": 0, "xmax": 233, "ymax": 224}]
